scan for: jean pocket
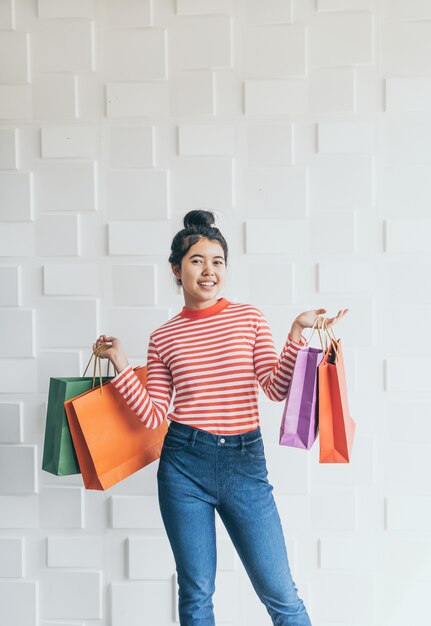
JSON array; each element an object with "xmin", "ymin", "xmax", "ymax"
[
  {"xmin": 242, "ymin": 436, "xmax": 266, "ymax": 459},
  {"xmin": 162, "ymin": 430, "xmax": 192, "ymax": 451}
]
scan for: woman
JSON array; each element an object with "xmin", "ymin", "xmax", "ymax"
[{"xmin": 93, "ymin": 210, "xmax": 348, "ymax": 626}]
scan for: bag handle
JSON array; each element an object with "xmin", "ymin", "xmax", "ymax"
[
  {"xmin": 324, "ymin": 317, "xmax": 338, "ymax": 343},
  {"xmin": 321, "ymin": 318, "xmax": 340, "ymax": 360},
  {"xmin": 82, "ymin": 345, "xmax": 111, "ymax": 395},
  {"xmin": 301, "ymin": 315, "xmax": 327, "ymax": 352}
]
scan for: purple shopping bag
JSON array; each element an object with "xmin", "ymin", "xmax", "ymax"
[{"xmin": 279, "ymin": 346, "xmax": 324, "ymax": 450}]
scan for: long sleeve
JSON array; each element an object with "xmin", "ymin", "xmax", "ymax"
[
  {"xmin": 253, "ymin": 313, "xmax": 307, "ymax": 401},
  {"xmin": 109, "ymin": 335, "xmax": 174, "ymax": 430}
]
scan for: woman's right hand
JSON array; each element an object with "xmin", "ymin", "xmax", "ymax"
[
  {"xmin": 93, "ymin": 335, "xmax": 130, "ymax": 374},
  {"xmin": 93, "ymin": 335, "xmax": 122, "ymax": 362}
]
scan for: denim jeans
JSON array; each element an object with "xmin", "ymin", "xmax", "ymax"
[{"xmin": 157, "ymin": 419, "xmax": 312, "ymax": 626}]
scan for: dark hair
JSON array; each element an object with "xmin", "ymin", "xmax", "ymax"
[{"xmin": 169, "ymin": 210, "xmax": 228, "ymax": 287}]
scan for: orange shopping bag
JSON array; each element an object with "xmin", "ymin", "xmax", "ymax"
[
  {"xmin": 64, "ymin": 349, "xmax": 168, "ymax": 490},
  {"xmin": 318, "ymin": 320, "xmax": 356, "ymax": 463}
]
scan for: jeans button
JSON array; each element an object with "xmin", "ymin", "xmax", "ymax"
[{"xmin": 220, "ymin": 438, "xmax": 225, "ymax": 444}]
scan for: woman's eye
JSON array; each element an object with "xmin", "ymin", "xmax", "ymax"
[{"xmin": 191, "ymin": 260, "xmax": 223, "ymax": 265}]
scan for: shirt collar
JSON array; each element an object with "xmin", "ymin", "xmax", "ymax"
[{"xmin": 179, "ymin": 297, "xmax": 231, "ymax": 320}]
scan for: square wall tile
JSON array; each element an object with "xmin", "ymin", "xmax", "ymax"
[
  {"xmin": 0, "ymin": 85, "xmax": 32, "ymax": 119},
  {"xmin": 0, "ymin": 128, "xmax": 18, "ymax": 169},
  {"xmin": 0, "ymin": 265, "xmax": 21, "ymax": 305},
  {"xmin": 111, "ymin": 265, "xmax": 157, "ymax": 306},
  {"xmin": 170, "ymin": 16, "xmax": 232, "ymax": 71},
  {"xmin": 41, "ymin": 126, "xmax": 98, "ymax": 158},
  {"xmin": 0, "ymin": 309, "xmax": 35, "ymax": 357},
  {"xmin": 106, "ymin": 83, "xmax": 169, "ymax": 118},
  {"xmin": 39, "ymin": 487, "xmax": 84, "ymax": 529},
  {"xmin": 0, "ymin": 402, "xmax": 23, "ymax": 443},
  {"xmin": 0, "ymin": 32, "xmax": 29, "ymax": 82},
  {"xmin": 0, "ymin": 223, "xmax": 34, "ymax": 256},
  {"xmin": 36, "ymin": 215, "xmax": 80, "ymax": 257},
  {"xmin": 102, "ymin": 29, "xmax": 166, "ymax": 80},
  {"xmin": 35, "ymin": 162, "xmax": 96, "ymax": 212},
  {"xmin": 0, "ymin": 172, "xmax": 33, "ymax": 221},
  {"xmin": 178, "ymin": 123, "xmax": 235, "ymax": 156},
  {"xmin": 41, "ymin": 570, "xmax": 102, "ymax": 619},
  {"xmin": 109, "ymin": 126, "xmax": 154, "ymax": 168},
  {"xmin": 0, "ymin": 581, "xmax": 37, "ymax": 626},
  {"xmin": 0, "ymin": 445, "xmax": 37, "ymax": 495},
  {"xmin": 32, "ymin": 21, "xmax": 95, "ymax": 72},
  {"xmin": 0, "ymin": 537, "xmax": 25, "ymax": 577}
]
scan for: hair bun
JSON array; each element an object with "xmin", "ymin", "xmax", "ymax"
[{"xmin": 183, "ymin": 210, "xmax": 215, "ymax": 229}]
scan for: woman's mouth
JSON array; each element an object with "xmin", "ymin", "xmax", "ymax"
[{"xmin": 198, "ymin": 282, "xmax": 216, "ymax": 290}]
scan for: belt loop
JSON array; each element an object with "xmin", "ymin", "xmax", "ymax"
[
  {"xmin": 191, "ymin": 429, "xmax": 198, "ymax": 446},
  {"xmin": 240, "ymin": 433, "xmax": 245, "ymax": 451}
]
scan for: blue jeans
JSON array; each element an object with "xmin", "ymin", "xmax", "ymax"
[{"xmin": 157, "ymin": 420, "xmax": 312, "ymax": 626}]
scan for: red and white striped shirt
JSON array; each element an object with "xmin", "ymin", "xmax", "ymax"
[{"xmin": 110, "ymin": 297, "xmax": 307, "ymax": 435}]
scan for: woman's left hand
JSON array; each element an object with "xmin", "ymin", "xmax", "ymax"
[{"xmin": 294, "ymin": 308, "xmax": 349, "ymax": 330}]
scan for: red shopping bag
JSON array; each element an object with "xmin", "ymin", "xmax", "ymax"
[{"xmin": 318, "ymin": 321, "xmax": 356, "ymax": 463}]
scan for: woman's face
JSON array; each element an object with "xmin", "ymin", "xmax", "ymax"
[{"xmin": 172, "ymin": 238, "xmax": 227, "ymax": 309}]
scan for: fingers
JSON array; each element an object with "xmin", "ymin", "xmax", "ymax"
[
  {"xmin": 97, "ymin": 335, "xmax": 112, "ymax": 342},
  {"xmin": 93, "ymin": 335, "xmax": 113, "ymax": 355},
  {"xmin": 325, "ymin": 309, "xmax": 349, "ymax": 327},
  {"xmin": 96, "ymin": 335, "xmax": 113, "ymax": 345}
]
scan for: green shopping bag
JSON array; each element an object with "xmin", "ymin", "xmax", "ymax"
[{"xmin": 42, "ymin": 347, "xmax": 114, "ymax": 476}]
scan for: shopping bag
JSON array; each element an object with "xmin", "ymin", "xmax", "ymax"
[
  {"xmin": 64, "ymin": 359, "xmax": 168, "ymax": 490},
  {"xmin": 318, "ymin": 320, "xmax": 356, "ymax": 463},
  {"xmin": 42, "ymin": 351, "xmax": 113, "ymax": 476},
  {"xmin": 279, "ymin": 316, "xmax": 325, "ymax": 449}
]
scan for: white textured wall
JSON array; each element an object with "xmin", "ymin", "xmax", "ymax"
[{"xmin": 1, "ymin": 0, "xmax": 430, "ymax": 624}]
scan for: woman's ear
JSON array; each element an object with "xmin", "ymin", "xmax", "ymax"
[{"xmin": 171, "ymin": 263, "xmax": 181, "ymax": 281}]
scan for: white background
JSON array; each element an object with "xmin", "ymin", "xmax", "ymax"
[{"xmin": 1, "ymin": 0, "xmax": 430, "ymax": 625}]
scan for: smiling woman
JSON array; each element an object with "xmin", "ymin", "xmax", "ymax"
[
  {"xmin": 168, "ymin": 210, "xmax": 229, "ymax": 311},
  {"xmin": 92, "ymin": 209, "xmax": 349, "ymax": 626}
]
